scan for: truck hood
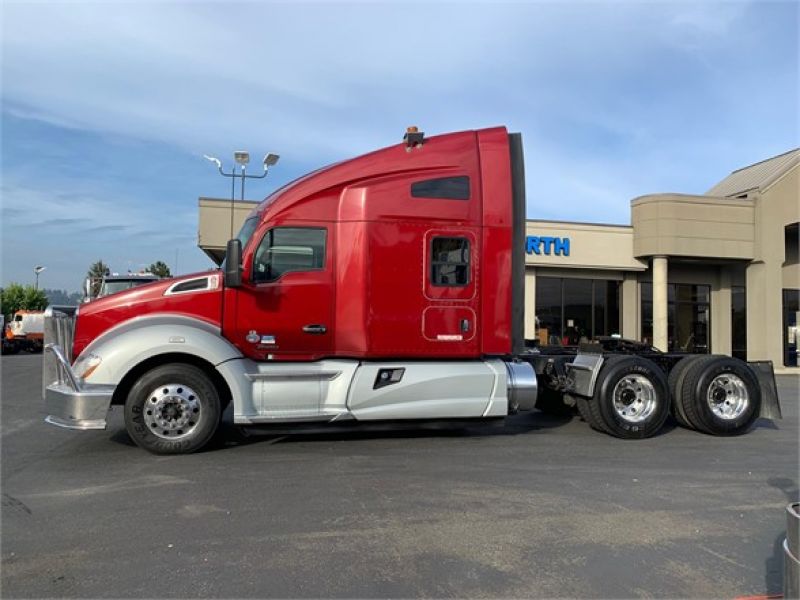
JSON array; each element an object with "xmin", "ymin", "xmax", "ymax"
[{"xmin": 73, "ymin": 271, "xmax": 223, "ymax": 359}]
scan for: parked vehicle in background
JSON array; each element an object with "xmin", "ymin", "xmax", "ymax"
[
  {"xmin": 84, "ymin": 272, "xmax": 161, "ymax": 302},
  {"xmin": 42, "ymin": 126, "xmax": 782, "ymax": 454},
  {"xmin": 3, "ymin": 310, "xmax": 44, "ymax": 354}
]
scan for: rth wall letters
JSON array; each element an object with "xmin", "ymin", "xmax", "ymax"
[{"xmin": 525, "ymin": 236, "xmax": 570, "ymax": 256}]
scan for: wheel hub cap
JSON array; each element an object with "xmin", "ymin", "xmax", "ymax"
[
  {"xmin": 612, "ymin": 375, "xmax": 657, "ymax": 423},
  {"xmin": 706, "ymin": 374, "xmax": 749, "ymax": 420},
  {"xmin": 144, "ymin": 384, "xmax": 202, "ymax": 440}
]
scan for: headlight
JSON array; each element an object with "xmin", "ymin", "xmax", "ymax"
[{"xmin": 73, "ymin": 353, "xmax": 102, "ymax": 380}]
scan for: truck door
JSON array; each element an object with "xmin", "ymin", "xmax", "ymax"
[
  {"xmin": 422, "ymin": 229, "xmax": 480, "ymax": 353},
  {"xmin": 229, "ymin": 225, "xmax": 333, "ymax": 361}
]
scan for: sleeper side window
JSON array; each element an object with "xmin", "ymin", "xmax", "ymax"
[
  {"xmin": 411, "ymin": 176, "xmax": 470, "ymax": 200},
  {"xmin": 430, "ymin": 237, "xmax": 470, "ymax": 286},
  {"xmin": 252, "ymin": 227, "xmax": 326, "ymax": 283}
]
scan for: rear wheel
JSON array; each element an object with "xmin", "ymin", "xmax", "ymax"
[
  {"xmin": 677, "ymin": 356, "xmax": 760, "ymax": 435},
  {"xmin": 124, "ymin": 364, "xmax": 221, "ymax": 454},
  {"xmin": 583, "ymin": 356, "xmax": 670, "ymax": 439},
  {"xmin": 667, "ymin": 355, "xmax": 704, "ymax": 429},
  {"xmin": 575, "ymin": 395, "xmax": 609, "ymax": 433}
]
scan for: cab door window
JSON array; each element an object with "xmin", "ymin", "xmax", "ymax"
[
  {"xmin": 430, "ymin": 237, "xmax": 470, "ymax": 286},
  {"xmin": 423, "ymin": 231, "xmax": 477, "ymax": 301},
  {"xmin": 252, "ymin": 227, "xmax": 326, "ymax": 283}
]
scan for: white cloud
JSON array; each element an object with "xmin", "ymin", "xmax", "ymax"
[
  {"xmin": 4, "ymin": 2, "xmax": 772, "ymax": 159},
  {"xmin": 1, "ymin": 0, "xmax": 797, "ymax": 288}
]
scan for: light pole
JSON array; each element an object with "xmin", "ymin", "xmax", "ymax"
[
  {"xmin": 204, "ymin": 151, "xmax": 280, "ymax": 239},
  {"xmin": 33, "ymin": 265, "xmax": 46, "ymax": 290}
]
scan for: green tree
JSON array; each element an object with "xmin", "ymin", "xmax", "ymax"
[
  {"xmin": 1, "ymin": 283, "xmax": 48, "ymax": 319},
  {"xmin": 147, "ymin": 261, "xmax": 172, "ymax": 278},
  {"xmin": 86, "ymin": 260, "xmax": 110, "ymax": 297},
  {"xmin": 43, "ymin": 289, "xmax": 83, "ymax": 306}
]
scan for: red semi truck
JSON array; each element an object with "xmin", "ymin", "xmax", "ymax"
[{"xmin": 42, "ymin": 126, "xmax": 781, "ymax": 454}]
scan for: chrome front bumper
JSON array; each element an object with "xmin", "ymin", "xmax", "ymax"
[
  {"xmin": 45, "ymin": 381, "xmax": 115, "ymax": 430},
  {"xmin": 43, "ymin": 306, "xmax": 114, "ymax": 430}
]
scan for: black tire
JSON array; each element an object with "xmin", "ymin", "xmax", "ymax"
[
  {"xmin": 575, "ymin": 395, "xmax": 610, "ymax": 433},
  {"xmin": 667, "ymin": 355, "xmax": 705, "ymax": 429},
  {"xmin": 678, "ymin": 356, "xmax": 761, "ymax": 436},
  {"xmin": 124, "ymin": 364, "xmax": 222, "ymax": 454},
  {"xmin": 584, "ymin": 355, "xmax": 670, "ymax": 439},
  {"xmin": 535, "ymin": 387, "xmax": 575, "ymax": 417}
]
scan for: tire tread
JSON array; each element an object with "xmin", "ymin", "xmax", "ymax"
[
  {"xmin": 679, "ymin": 355, "xmax": 760, "ymax": 436},
  {"xmin": 669, "ymin": 355, "xmax": 710, "ymax": 430},
  {"xmin": 124, "ymin": 363, "xmax": 221, "ymax": 455},
  {"xmin": 591, "ymin": 355, "xmax": 670, "ymax": 439}
]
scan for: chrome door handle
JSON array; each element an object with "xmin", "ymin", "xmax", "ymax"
[{"xmin": 302, "ymin": 324, "xmax": 327, "ymax": 334}]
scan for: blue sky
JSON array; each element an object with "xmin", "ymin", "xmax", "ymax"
[{"xmin": 2, "ymin": 1, "xmax": 798, "ymax": 291}]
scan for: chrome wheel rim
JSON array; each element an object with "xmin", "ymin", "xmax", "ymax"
[
  {"xmin": 707, "ymin": 374, "xmax": 749, "ymax": 420},
  {"xmin": 612, "ymin": 375, "xmax": 657, "ymax": 423},
  {"xmin": 144, "ymin": 383, "xmax": 202, "ymax": 440}
]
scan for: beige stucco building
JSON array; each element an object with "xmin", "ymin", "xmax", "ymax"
[
  {"xmin": 524, "ymin": 148, "xmax": 799, "ymax": 370},
  {"xmin": 198, "ymin": 148, "xmax": 800, "ymax": 370}
]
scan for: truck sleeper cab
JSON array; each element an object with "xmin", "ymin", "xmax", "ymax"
[{"xmin": 42, "ymin": 127, "xmax": 780, "ymax": 454}]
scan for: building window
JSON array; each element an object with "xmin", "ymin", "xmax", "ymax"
[
  {"xmin": 783, "ymin": 288, "xmax": 799, "ymax": 367},
  {"xmin": 252, "ymin": 227, "xmax": 326, "ymax": 283},
  {"xmin": 595, "ymin": 279, "xmax": 620, "ymax": 340},
  {"xmin": 786, "ymin": 223, "xmax": 799, "ymax": 265},
  {"xmin": 430, "ymin": 237, "xmax": 470, "ymax": 286},
  {"xmin": 731, "ymin": 286, "xmax": 746, "ymax": 361},
  {"xmin": 536, "ymin": 277, "xmax": 563, "ymax": 345},
  {"xmin": 411, "ymin": 176, "xmax": 470, "ymax": 200},
  {"xmin": 641, "ymin": 283, "xmax": 711, "ymax": 353},
  {"xmin": 534, "ymin": 277, "xmax": 620, "ymax": 345}
]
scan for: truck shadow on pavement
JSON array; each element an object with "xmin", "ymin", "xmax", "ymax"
[
  {"xmin": 109, "ymin": 409, "xmax": 691, "ymax": 452},
  {"xmin": 109, "ymin": 409, "xmax": 579, "ymax": 451},
  {"xmin": 110, "ymin": 393, "xmax": 799, "ymax": 451},
  {"xmin": 233, "ymin": 411, "xmax": 578, "ymax": 447}
]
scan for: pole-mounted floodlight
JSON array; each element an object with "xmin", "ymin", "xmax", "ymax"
[
  {"xmin": 34, "ymin": 265, "xmax": 46, "ymax": 290},
  {"xmin": 203, "ymin": 149, "xmax": 279, "ymax": 239}
]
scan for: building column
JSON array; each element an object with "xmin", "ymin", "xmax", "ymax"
[
  {"xmin": 711, "ymin": 267, "xmax": 732, "ymax": 355},
  {"xmin": 746, "ymin": 260, "xmax": 784, "ymax": 363},
  {"xmin": 621, "ymin": 272, "xmax": 639, "ymax": 340},
  {"xmin": 652, "ymin": 256, "xmax": 669, "ymax": 351},
  {"xmin": 524, "ymin": 267, "xmax": 537, "ymax": 340}
]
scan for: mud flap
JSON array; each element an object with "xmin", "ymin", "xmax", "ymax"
[
  {"xmin": 566, "ymin": 352, "xmax": 605, "ymax": 398},
  {"xmin": 748, "ymin": 360, "xmax": 782, "ymax": 420}
]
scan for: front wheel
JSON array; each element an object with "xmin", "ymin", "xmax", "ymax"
[{"xmin": 124, "ymin": 364, "xmax": 221, "ymax": 454}]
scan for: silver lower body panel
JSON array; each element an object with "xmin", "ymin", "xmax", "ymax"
[{"xmin": 228, "ymin": 358, "xmax": 527, "ymax": 425}]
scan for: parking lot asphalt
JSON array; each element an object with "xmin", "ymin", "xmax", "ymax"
[{"xmin": 1, "ymin": 352, "xmax": 798, "ymax": 599}]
